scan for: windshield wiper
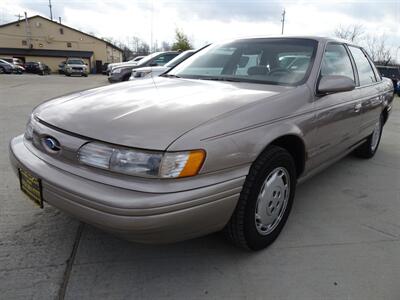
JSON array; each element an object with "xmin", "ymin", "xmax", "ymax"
[{"xmin": 199, "ymin": 77, "xmax": 242, "ymax": 82}]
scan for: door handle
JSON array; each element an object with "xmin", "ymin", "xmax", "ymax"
[{"xmin": 354, "ymin": 103, "xmax": 362, "ymax": 113}]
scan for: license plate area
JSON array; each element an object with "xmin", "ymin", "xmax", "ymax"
[{"xmin": 18, "ymin": 168, "xmax": 43, "ymax": 208}]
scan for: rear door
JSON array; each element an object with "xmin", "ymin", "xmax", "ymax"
[
  {"xmin": 347, "ymin": 46, "xmax": 382, "ymax": 139},
  {"xmin": 310, "ymin": 43, "xmax": 361, "ymax": 165}
]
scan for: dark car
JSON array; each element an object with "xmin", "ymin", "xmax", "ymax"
[
  {"xmin": 102, "ymin": 63, "xmax": 109, "ymax": 75},
  {"xmin": 24, "ymin": 62, "xmax": 51, "ymax": 75},
  {"xmin": 376, "ymin": 65, "xmax": 400, "ymax": 96},
  {"xmin": 58, "ymin": 61, "xmax": 66, "ymax": 74},
  {"xmin": 108, "ymin": 51, "xmax": 180, "ymax": 83}
]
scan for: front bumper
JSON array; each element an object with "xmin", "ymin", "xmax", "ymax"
[
  {"xmin": 108, "ymin": 73, "xmax": 125, "ymax": 83},
  {"xmin": 9, "ymin": 135, "xmax": 243, "ymax": 243},
  {"xmin": 65, "ymin": 69, "xmax": 88, "ymax": 76}
]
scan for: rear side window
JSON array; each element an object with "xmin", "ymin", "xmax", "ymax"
[
  {"xmin": 321, "ymin": 44, "xmax": 354, "ymax": 81},
  {"xmin": 348, "ymin": 46, "xmax": 377, "ymax": 86}
]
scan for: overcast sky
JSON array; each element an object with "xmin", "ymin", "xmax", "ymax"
[{"xmin": 1, "ymin": 0, "xmax": 399, "ymax": 59}]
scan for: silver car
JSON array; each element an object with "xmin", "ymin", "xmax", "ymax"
[
  {"xmin": 64, "ymin": 58, "xmax": 89, "ymax": 77},
  {"xmin": 9, "ymin": 37, "xmax": 394, "ymax": 250},
  {"xmin": 130, "ymin": 50, "xmax": 196, "ymax": 81}
]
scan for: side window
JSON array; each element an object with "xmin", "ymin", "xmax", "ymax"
[
  {"xmin": 349, "ymin": 46, "xmax": 377, "ymax": 85},
  {"xmin": 321, "ymin": 44, "xmax": 355, "ymax": 81}
]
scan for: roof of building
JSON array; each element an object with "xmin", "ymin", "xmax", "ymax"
[
  {"xmin": 0, "ymin": 15, "xmax": 123, "ymax": 52},
  {"xmin": 0, "ymin": 47, "xmax": 93, "ymax": 58}
]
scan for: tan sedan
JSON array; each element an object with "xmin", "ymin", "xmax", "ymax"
[{"xmin": 10, "ymin": 37, "xmax": 394, "ymax": 250}]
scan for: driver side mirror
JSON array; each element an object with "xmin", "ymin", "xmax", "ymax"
[
  {"xmin": 149, "ymin": 62, "xmax": 158, "ymax": 67},
  {"xmin": 317, "ymin": 75, "xmax": 355, "ymax": 94}
]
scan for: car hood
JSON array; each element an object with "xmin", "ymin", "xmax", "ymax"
[
  {"xmin": 35, "ymin": 78, "xmax": 292, "ymax": 150},
  {"xmin": 111, "ymin": 62, "xmax": 138, "ymax": 69},
  {"xmin": 131, "ymin": 66, "xmax": 169, "ymax": 77}
]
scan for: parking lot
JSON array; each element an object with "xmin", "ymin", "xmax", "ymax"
[{"xmin": 1, "ymin": 74, "xmax": 399, "ymax": 299}]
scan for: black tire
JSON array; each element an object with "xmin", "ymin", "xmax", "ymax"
[
  {"xmin": 66, "ymin": 73, "xmax": 71, "ymax": 77},
  {"xmin": 122, "ymin": 74, "xmax": 131, "ymax": 81},
  {"xmin": 354, "ymin": 114, "xmax": 383, "ymax": 159},
  {"xmin": 0, "ymin": 67, "xmax": 4, "ymax": 74},
  {"xmin": 224, "ymin": 145, "xmax": 297, "ymax": 250}
]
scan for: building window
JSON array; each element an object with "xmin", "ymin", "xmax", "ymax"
[
  {"xmin": 67, "ymin": 42, "xmax": 72, "ymax": 48},
  {"xmin": 22, "ymin": 40, "xmax": 27, "ymax": 46},
  {"xmin": 60, "ymin": 28, "xmax": 64, "ymax": 34}
]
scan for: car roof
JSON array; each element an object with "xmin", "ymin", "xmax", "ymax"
[{"xmin": 227, "ymin": 35, "xmax": 360, "ymax": 47}]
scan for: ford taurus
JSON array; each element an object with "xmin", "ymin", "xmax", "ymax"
[{"xmin": 9, "ymin": 37, "xmax": 394, "ymax": 250}]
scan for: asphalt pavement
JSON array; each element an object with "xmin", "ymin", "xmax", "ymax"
[{"xmin": 1, "ymin": 74, "xmax": 399, "ymax": 299}]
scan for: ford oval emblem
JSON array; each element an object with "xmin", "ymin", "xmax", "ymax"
[{"xmin": 44, "ymin": 137, "xmax": 60, "ymax": 151}]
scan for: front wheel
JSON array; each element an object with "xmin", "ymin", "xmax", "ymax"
[
  {"xmin": 354, "ymin": 114, "xmax": 383, "ymax": 159},
  {"xmin": 224, "ymin": 146, "xmax": 297, "ymax": 250}
]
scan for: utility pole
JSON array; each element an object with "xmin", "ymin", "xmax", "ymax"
[
  {"xmin": 24, "ymin": 12, "xmax": 32, "ymax": 48},
  {"xmin": 281, "ymin": 9, "xmax": 286, "ymax": 35},
  {"xmin": 48, "ymin": 0, "xmax": 53, "ymax": 20},
  {"xmin": 150, "ymin": 0, "xmax": 154, "ymax": 53},
  {"xmin": 15, "ymin": 14, "xmax": 23, "ymax": 22}
]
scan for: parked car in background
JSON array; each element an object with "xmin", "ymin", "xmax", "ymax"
[
  {"xmin": 130, "ymin": 50, "xmax": 196, "ymax": 81},
  {"xmin": 24, "ymin": 62, "xmax": 51, "ymax": 75},
  {"xmin": 64, "ymin": 58, "xmax": 89, "ymax": 77},
  {"xmin": 1, "ymin": 57, "xmax": 24, "ymax": 67},
  {"xmin": 376, "ymin": 65, "xmax": 400, "ymax": 96},
  {"xmin": 0, "ymin": 59, "xmax": 15, "ymax": 74},
  {"xmin": 58, "ymin": 61, "xmax": 66, "ymax": 74},
  {"xmin": 106, "ymin": 55, "xmax": 145, "ymax": 75},
  {"xmin": 10, "ymin": 37, "xmax": 394, "ymax": 250},
  {"xmin": 102, "ymin": 63, "xmax": 109, "ymax": 75},
  {"xmin": 108, "ymin": 51, "xmax": 180, "ymax": 83}
]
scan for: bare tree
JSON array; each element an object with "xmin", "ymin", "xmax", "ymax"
[
  {"xmin": 334, "ymin": 24, "xmax": 364, "ymax": 42},
  {"xmin": 365, "ymin": 34, "xmax": 392, "ymax": 65}
]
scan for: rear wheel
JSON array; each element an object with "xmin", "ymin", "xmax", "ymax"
[
  {"xmin": 224, "ymin": 146, "xmax": 297, "ymax": 250},
  {"xmin": 354, "ymin": 114, "xmax": 383, "ymax": 159}
]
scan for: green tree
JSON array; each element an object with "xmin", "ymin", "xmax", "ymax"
[{"xmin": 171, "ymin": 29, "xmax": 192, "ymax": 51}]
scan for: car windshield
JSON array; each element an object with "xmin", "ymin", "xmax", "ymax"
[
  {"xmin": 0, "ymin": 59, "xmax": 14, "ymax": 66},
  {"xmin": 165, "ymin": 51, "xmax": 195, "ymax": 68},
  {"xmin": 136, "ymin": 53, "xmax": 161, "ymax": 65},
  {"xmin": 67, "ymin": 59, "xmax": 84, "ymax": 64},
  {"xmin": 169, "ymin": 38, "xmax": 317, "ymax": 86}
]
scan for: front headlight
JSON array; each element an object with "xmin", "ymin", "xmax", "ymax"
[
  {"xmin": 112, "ymin": 68, "xmax": 122, "ymax": 74},
  {"xmin": 24, "ymin": 114, "xmax": 35, "ymax": 140},
  {"xmin": 78, "ymin": 142, "xmax": 205, "ymax": 178}
]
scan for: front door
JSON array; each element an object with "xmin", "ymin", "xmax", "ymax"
[{"xmin": 308, "ymin": 43, "xmax": 361, "ymax": 169}]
